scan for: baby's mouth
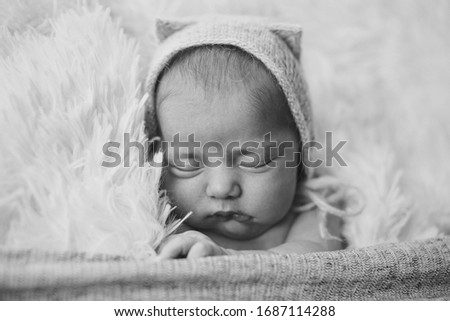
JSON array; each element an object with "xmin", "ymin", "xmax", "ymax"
[{"xmin": 211, "ymin": 211, "xmax": 252, "ymax": 223}]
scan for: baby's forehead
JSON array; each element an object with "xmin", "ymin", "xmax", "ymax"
[
  {"xmin": 157, "ymin": 74, "xmax": 292, "ymax": 141},
  {"xmin": 157, "ymin": 81, "xmax": 273, "ymax": 141}
]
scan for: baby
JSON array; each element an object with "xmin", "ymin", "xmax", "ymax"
[{"xmin": 145, "ymin": 17, "xmax": 344, "ymax": 259}]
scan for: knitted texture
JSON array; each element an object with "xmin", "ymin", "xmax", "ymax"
[
  {"xmin": 145, "ymin": 17, "xmax": 314, "ymax": 175},
  {"xmin": 1, "ymin": 237, "xmax": 449, "ymax": 300}
]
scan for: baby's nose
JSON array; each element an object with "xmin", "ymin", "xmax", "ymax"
[{"xmin": 205, "ymin": 168, "xmax": 241, "ymax": 200}]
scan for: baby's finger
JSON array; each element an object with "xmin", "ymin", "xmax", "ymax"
[
  {"xmin": 158, "ymin": 237, "xmax": 195, "ymax": 259},
  {"xmin": 186, "ymin": 242, "xmax": 214, "ymax": 259}
]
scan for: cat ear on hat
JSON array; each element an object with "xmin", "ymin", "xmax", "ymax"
[
  {"xmin": 155, "ymin": 18, "xmax": 195, "ymax": 42},
  {"xmin": 269, "ymin": 23, "xmax": 302, "ymax": 60}
]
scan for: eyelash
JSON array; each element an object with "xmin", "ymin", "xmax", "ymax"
[
  {"xmin": 169, "ymin": 163, "xmax": 202, "ymax": 172},
  {"xmin": 239, "ymin": 157, "xmax": 275, "ymax": 169},
  {"xmin": 168, "ymin": 165, "xmax": 202, "ymax": 179},
  {"xmin": 256, "ymin": 159, "xmax": 273, "ymax": 167}
]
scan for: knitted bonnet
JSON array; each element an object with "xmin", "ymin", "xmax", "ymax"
[{"xmin": 145, "ymin": 16, "xmax": 314, "ymax": 176}]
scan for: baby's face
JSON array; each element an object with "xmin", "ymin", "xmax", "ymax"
[{"xmin": 156, "ymin": 74, "xmax": 299, "ymax": 240}]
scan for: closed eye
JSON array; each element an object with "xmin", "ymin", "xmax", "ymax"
[
  {"xmin": 239, "ymin": 155, "xmax": 277, "ymax": 170},
  {"xmin": 168, "ymin": 160, "xmax": 203, "ymax": 177}
]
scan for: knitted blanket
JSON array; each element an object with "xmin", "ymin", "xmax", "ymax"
[{"xmin": 1, "ymin": 237, "xmax": 449, "ymax": 300}]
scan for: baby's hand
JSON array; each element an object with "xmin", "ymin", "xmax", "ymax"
[{"xmin": 157, "ymin": 230, "xmax": 229, "ymax": 259}]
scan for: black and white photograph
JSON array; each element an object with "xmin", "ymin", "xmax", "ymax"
[{"xmin": 1, "ymin": 0, "xmax": 449, "ymax": 317}]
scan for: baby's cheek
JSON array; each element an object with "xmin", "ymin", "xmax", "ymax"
[
  {"xmin": 163, "ymin": 175, "xmax": 198, "ymax": 212},
  {"xmin": 245, "ymin": 168, "xmax": 297, "ymax": 216},
  {"xmin": 268, "ymin": 162, "xmax": 297, "ymax": 186}
]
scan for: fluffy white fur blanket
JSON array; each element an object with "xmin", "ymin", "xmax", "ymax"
[{"xmin": 1, "ymin": 0, "xmax": 449, "ymax": 256}]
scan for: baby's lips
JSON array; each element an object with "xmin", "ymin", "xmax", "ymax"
[
  {"xmin": 232, "ymin": 213, "xmax": 252, "ymax": 222},
  {"xmin": 213, "ymin": 211, "xmax": 252, "ymax": 223}
]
